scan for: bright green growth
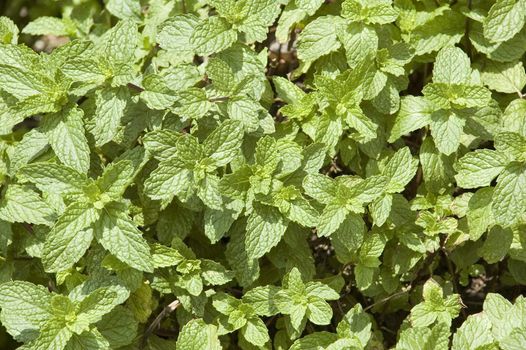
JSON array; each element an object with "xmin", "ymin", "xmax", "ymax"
[{"xmin": 0, "ymin": 0, "xmax": 524, "ymax": 349}]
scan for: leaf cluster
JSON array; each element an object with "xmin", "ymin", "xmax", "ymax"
[{"xmin": 1, "ymin": 0, "xmax": 526, "ymax": 349}]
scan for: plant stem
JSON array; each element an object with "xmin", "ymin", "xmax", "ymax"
[{"xmin": 141, "ymin": 299, "xmax": 181, "ymax": 348}]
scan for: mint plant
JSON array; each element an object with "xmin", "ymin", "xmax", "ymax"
[{"xmin": 1, "ymin": 0, "xmax": 526, "ymax": 349}]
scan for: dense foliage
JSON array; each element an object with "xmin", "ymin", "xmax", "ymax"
[{"xmin": 1, "ymin": 0, "xmax": 526, "ymax": 348}]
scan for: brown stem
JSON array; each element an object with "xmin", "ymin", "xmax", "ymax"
[
  {"xmin": 363, "ymin": 285, "xmax": 412, "ymax": 312},
  {"xmin": 22, "ymin": 223, "xmax": 34, "ymax": 235},
  {"xmin": 209, "ymin": 96, "xmax": 229, "ymax": 103},
  {"xmin": 465, "ymin": 0, "xmax": 473, "ymax": 59},
  {"xmin": 127, "ymin": 83, "xmax": 145, "ymax": 93},
  {"xmin": 441, "ymin": 246, "xmax": 468, "ymax": 319},
  {"xmin": 141, "ymin": 299, "xmax": 181, "ymax": 348}
]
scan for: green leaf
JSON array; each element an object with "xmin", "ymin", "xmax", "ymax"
[
  {"xmin": 96, "ymin": 160, "xmax": 135, "ymax": 200},
  {"xmin": 350, "ymin": 175, "xmax": 388, "ymax": 205},
  {"xmin": 89, "ymin": 87, "xmax": 129, "ymax": 147},
  {"xmin": 273, "ymin": 76, "xmax": 306, "ymax": 105},
  {"xmin": 338, "ymin": 304, "xmax": 372, "ymax": 346},
  {"xmin": 65, "ymin": 329, "xmax": 110, "ymax": 350},
  {"xmin": 290, "ymin": 332, "xmax": 339, "ymax": 350},
  {"xmin": 276, "ymin": 8, "xmax": 308, "ymax": 44},
  {"xmin": 176, "ymin": 134, "xmax": 204, "ymax": 165},
  {"xmin": 106, "ymin": 0, "xmax": 142, "ymax": 21},
  {"xmin": 307, "ymin": 282, "xmax": 340, "ymax": 301},
  {"xmin": 151, "ymin": 243, "xmax": 185, "ymax": 268},
  {"xmin": 94, "ymin": 203, "xmax": 153, "ymax": 272},
  {"xmin": 420, "ymin": 137, "xmax": 455, "ymax": 192},
  {"xmin": 276, "ymin": 267, "xmax": 340, "ymax": 334},
  {"xmin": 306, "ymin": 297, "xmax": 333, "ymax": 325},
  {"xmin": 173, "ymin": 88, "xmax": 212, "ymax": 121},
  {"xmin": 245, "ymin": 203, "xmax": 288, "ymax": 259},
  {"xmin": 470, "ymin": 22, "xmax": 526, "ymax": 62},
  {"xmin": 342, "ymin": 0, "xmax": 399, "ymax": 24},
  {"xmin": 0, "ymin": 64, "xmax": 49, "ymax": 100},
  {"xmin": 0, "ymin": 44, "xmax": 38, "ymax": 70},
  {"xmin": 0, "ymin": 92, "xmax": 23, "ymax": 135},
  {"xmin": 383, "ymin": 147, "xmax": 418, "ymax": 193},
  {"xmin": 96, "ymin": 306, "xmax": 138, "ymax": 348},
  {"xmin": 176, "ymin": 319, "xmax": 221, "ymax": 350},
  {"xmin": 200, "ymin": 259, "xmax": 233, "ymax": 285},
  {"xmin": 452, "ymin": 314, "xmax": 494, "ymax": 350},
  {"xmin": 18, "ymin": 163, "xmax": 89, "ymax": 196},
  {"xmin": 483, "ymin": 293, "xmax": 515, "ymax": 341},
  {"xmin": 0, "ymin": 16, "xmax": 19, "ymax": 44},
  {"xmin": 495, "ymin": 132, "xmax": 526, "ymax": 160},
  {"xmin": 242, "ymin": 285, "xmax": 280, "ymax": 316},
  {"xmin": 0, "ymin": 184, "xmax": 55, "ymax": 226},
  {"xmin": 98, "ymin": 20, "xmax": 139, "ymax": 62},
  {"xmin": 140, "ymin": 74, "xmax": 178, "ymax": 110},
  {"xmin": 226, "ymin": 96, "xmax": 262, "ymax": 132},
  {"xmin": 226, "ymin": 220, "xmax": 262, "ymax": 283},
  {"xmin": 22, "ymin": 16, "xmax": 73, "ymax": 36},
  {"xmin": 389, "ymin": 96, "xmax": 433, "ymax": 142},
  {"xmin": 492, "ymin": 163, "xmax": 526, "ymax": 227},
  {"xmin": 197, "ymin": 174, "xmax": 223, "ymax": 210},
  {"xmin": 453, "ymin": 85, "xmax": 492, "ymax": 108},
  {"xmin": 331, "ymin": 214, "xmax": 365, "ymax": 263},
  {"xmin": 67, "ymin": 329, "xmax": 111, "ymax": 350},
  {"xmin": 433, "ymin": 46, "xmax": 472, "ymax": 85},
  {"xmin": 41, "ymin": 105, "xmax": 90, "ymax": 173},
  {"xmin": 466, "ymin": 188, "xmax": 495, "ymax": 240},
  {"xmin": 345, "ymin": 108, "xmax": 378, "ymax": 143},
  {"xmin": 241, "ymin": 318, "xmax": 270, "ymax": 346},
  {"xmin": 397, "ymin": 323, "xmax": 450, "ymax": 350},
  {"xmin": 317, "ymin": 202, "xmax": 349, "ymax": 237},
  {"xmin": 42, "ymin": 202, "xmax": 99, "ymax": 272},
  {"xmin": 499, "ymin": 328, "xmax": 526, "ymax": 350},
  {"xmin": 144, "ymin": 158, "xmax": 192, "ymax": 205},
  {"xmin": 297, "ymin": 16, "xmax": 343, "ymax": 63},
  {"xmin": 203, "ymin": 205, "xmax": 240, "ymax": 244},
  {"xmin": 355, "ymin": 266, "xmax": 375, "ymax": 290},
  {"xmin": 142, "ymin": 129, "xmax": 180, "ymax": 161},
  {"xmin": 204, "ymin": 120, "xmax": 244, "ymax": 167},
  {"xmin": 23, "ymin": 317, "xmax": 72, "ymax": 350},
  {"xmin": 359, "ymin": 233, "xmax": 386, "ymax": 268},
  {"xmin": 479, "ymin": 225, "xmax": 513, "ymax": 264},
  {"xmin": 339, "ymin": 22, "xmax": 378, "ymax": 68},
  {"xmin": 501, "ymin": 99, "xmax": 526, "ymax": 136},
  {"xmin": 303, "ymin": 174, "xmax": 337, "ymax": 204},
  {"xmin": 76, "ymin": 286, "xmax": 129, "ymax": 325},
  {"xmin": 481, "ymin": 60, "xmax": 526, "ymax": 94},
  {"xmin": 407, "ymin": 8, "xmax": 465, "ymax": 56},
  {"xmin": 158, "ymin": 15, "xmax": 199, "ymax": 58},
  {"xmin": 237, "ymin": 0, "xmax": 281, "ymax": 43},
  {"xmin": 429, "ymin": 110, "xmax": 465, "ymax": 155},
  {"xmin": 61, "ymin": 58, "xmax": 105, "ymax": 87},
  {"xmin": 286, "ymin": 196, "xmax": 319, "ymax": 228},
  {"xmin": 0, "ymin": 281, "xmax": 53, "ymax": 342},
  {"xmin": 455, "ymin": 149, "xmax": 509, "ymax": 188},
  {"xmin": 296, "ymin": 0, "xmax": 325, "ymax": 14},
  {"xmin": 483, "ymin": 0, "xmax": 526, "ymax": 43},
  {"xmin": 190, "ymin": 17, "xmax": 237, "ymax": 56},
  {"xmin": 410, "ymin": 279, "xmax": 461, "ymax": 327}
]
